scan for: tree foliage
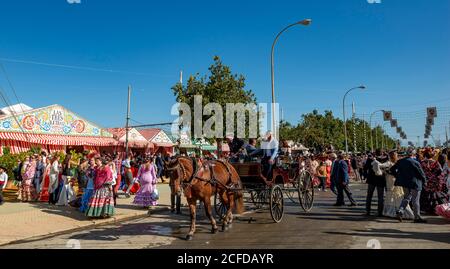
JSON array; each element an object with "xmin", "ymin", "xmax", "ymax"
[
  {"xmin": 171, "ymin": 56, "xmax": 257, "ymax": 140},
  {"xmin": 279, "ymin": 110, "xmax": 397, "ymax": 152}
]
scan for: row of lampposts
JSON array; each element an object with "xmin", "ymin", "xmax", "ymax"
[
  {"xmin": 271, "ymin": 19, "xmax": 400, "ymax": 154},
  {"xmin": 270, "ymin": 19, "xmax": 365, "ymax": 154}
]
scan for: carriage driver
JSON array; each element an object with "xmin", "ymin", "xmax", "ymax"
[{"xmin": 261, "ymin": 131, "xmax": 279, "ymax": 180}]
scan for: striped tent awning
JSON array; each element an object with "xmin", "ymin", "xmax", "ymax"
[
  {"xmin": 0, "ymin": 132, "xmax": 117, "ymax": 146},
  {"xmin": 48, "ymin": 144, "xmax": 66, "ymax": 154},
  {"xmin": 153, "ymin": 142, "xmax": 174, "ymax": 148},
  {"xmin": 0, "ymin": 139, "xmax": 31, "ymax": 155},
  {"xmin": 116, "ymin": 141, "xmax": 153, "ymax": 149}
]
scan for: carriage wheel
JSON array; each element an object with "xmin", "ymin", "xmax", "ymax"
[
  {"xmin": 252, "ymin": 189, "xmax": 267, "ymax": 209},
  {"xmin": 214, "ymin": 192, "xmax": 228, "ymax": 220},
  {"xmin": 285, "ymin": 186, "xmax": 299, "ymax": 204},
  {"xmin": 298, "ymin": 171, "xmax": 315, "ymax": 212},
  {"xmin": 250, "ymin": 190, "xmax": 261, "ymax": 209},
  {"xmin": 270, "ymin": 185, "xmax": 284, "ymax": 223},
  {"xmin": 286, "ymin": 173, "xmax": 301, "ymax": 204},
  {"xmin": 249, "ymin": 190, "xmax": 256, "ymax": 204}
]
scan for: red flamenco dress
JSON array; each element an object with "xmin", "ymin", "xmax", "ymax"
[{"xmin": 39, "ymin": 166, "xmax": 50, "ymax": 202}]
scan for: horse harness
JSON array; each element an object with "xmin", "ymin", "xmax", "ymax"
[{"xmin": 171, "ymin": 157, "xmax": 240, "ymax": 193}]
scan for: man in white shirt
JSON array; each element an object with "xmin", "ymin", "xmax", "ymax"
[
  {"xmin": 261, "ymin": 131, "xmax": 279, "ymax": 180},
  {"xmin": 0, "ymin": 166, "xmax": 8, "ymax": 205}
]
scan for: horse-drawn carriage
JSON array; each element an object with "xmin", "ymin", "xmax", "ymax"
[
  {"xmin": 214, "ymin": 155, "xmax": 315, "ymax": 223},
  {"xmin": 165, "ymin": 153, "xmax": 314, "ymax": 240}
]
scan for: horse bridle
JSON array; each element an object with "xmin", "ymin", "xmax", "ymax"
[
  {"xmin": 166, "ymin": 157, "xmax": 204, "ymax": 191},
  {"xmin": 166, "ymin": 157, "xmax": 233, "ymax": 191}
]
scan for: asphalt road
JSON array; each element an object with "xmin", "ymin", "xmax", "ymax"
[{"xmin": 2, "ymin": 183, "xmax": 450, "ymax": 249}]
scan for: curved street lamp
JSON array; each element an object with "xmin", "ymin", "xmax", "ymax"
[
  {"xmin": 343, "ymin": 86, "xmax": 366, "ymax": 154},
  {"xmin": 271, "ymin": 19, "xmax": 312, "ymax": 139}
]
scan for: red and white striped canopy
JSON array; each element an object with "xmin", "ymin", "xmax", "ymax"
[{"xmin": 0, "ymin": 132, "xmax": 117, "ymax": 146}]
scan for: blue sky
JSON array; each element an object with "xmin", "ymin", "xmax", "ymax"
[{"xmin": 0, "ymin": 0, "xmax": 449, "ymax": 144}]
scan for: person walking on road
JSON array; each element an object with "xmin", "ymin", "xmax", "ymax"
[
  {"xmin": 332, "ymin": 152, "xmax": 357, "ymax": 207},
  {"xmin": 390, "ymin": 149, "xmax": 427, "ymax": 223},
  {"xmin": 364, "ymin": 151, "xmax": 386, "ymax": 217},
  {"xmin": 380, "ymin": 151, "xmax": 414, "ymax": 219},
  {"xmin": 351, "ymin": 155, "xmax": 361, "ymax": 181},
  {"xmin": 316, "ymin": 161, "xmax": 328, "ymax": 192}
]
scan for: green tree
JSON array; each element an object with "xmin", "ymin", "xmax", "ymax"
[
  {"xmin": 171, "ymin": 56, "xmax": 257, "ymax": 141},
  {"xmin": 279, "ymin": 110, "xmax": 398, "ymax": 152}
]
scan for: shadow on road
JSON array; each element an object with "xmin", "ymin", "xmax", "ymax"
[
  {"xmin": 30, "ymin": 203, "xmax": 88, "ymax": 221},
  {"xmin": 325, "ymin": 228, "xmax": 450, "ymax": 245}
]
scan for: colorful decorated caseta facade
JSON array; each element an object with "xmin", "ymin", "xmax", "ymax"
[
  {"xmin": 151, "ymin": 130, "xmax": 173, "ymax": 145},
  {"xmin": 0, "ymin": 104, "xmax": 112, "ymax": 137}
]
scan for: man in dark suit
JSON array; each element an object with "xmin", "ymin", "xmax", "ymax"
[
  {"xmin": 364, "ymin": 151, "xmax": 386, "ymax": 217},
  {"xmin": 390, "ymin": 149, "xmax": 427, "ymax": 223},
  {"xmin": 332, "ymin": 152, "xmax": 357, "ymax": 206}
]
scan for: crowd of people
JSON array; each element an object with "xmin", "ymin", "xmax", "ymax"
[
  {"xmin": 225, "ymin": 133, "xmax": 450, "ymax": 222},
  {"xmin": 1, "ymin": 136, "xmax": 450, "ymax": 224},
  {"xmin": 0, "ymin": 151, "xmax": 167, "ymax": 219},
  {"xmin": 303, "ymin": 147, "xmax": 450, "ymax": 222}
]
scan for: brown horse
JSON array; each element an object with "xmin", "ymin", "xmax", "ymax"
[{"xmin": 165, "ymin": 157, "xmax": 244, "ymax": 240}]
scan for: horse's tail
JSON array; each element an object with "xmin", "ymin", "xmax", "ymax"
[{"xmin": 217, "ymin": 160, "xmax": 245, "ymax": 214}]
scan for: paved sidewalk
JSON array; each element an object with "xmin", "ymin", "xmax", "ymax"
[{"xmin": 0, "ymin": 183, "xmax": 177, "ymax": 246}]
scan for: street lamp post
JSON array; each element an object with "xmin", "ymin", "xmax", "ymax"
[
  {"xmin": 382, "ymin": 122, "xmax": 390, "ymax": 151},
  {"xmin": 343, "ymin": 86, "xmax": 366, "ymax": 154},
  {"xmin": 125, "ymin": 85, "xmax": 132, "ymax": 158},
  {"xmin": 271, "ymin": 19, "xmax": 311, "ymax": 139},
  {"xmin": 369, "ymin": 110, "xmax": 385, "ymax": 152},
  {"xmin": 375, "ymin": 124, "xmax": 379, "ymax": 150}
]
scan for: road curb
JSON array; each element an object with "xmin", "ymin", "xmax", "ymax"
[{"xmin": 0, "ymin": 205, "xmax": 171, "ymax": 247}]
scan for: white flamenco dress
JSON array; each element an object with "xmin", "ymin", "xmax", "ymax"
[
  {"xmin": 380, "ymin": 161, "xmax": 415, "ymax": 219},
  {"xmin": 56, "ymin": 176, "xmax": 76, "ymax": 206}
]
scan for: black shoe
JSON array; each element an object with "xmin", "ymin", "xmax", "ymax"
[
  {"xmin": 176, "ymin": 211, "xmax": 182, "ymax": 215},
  {"xmin": 414, "ymin": 218, "xmax": 427, "ymax": 224},
  {"xmin": 396, "ymin": 211, "xmax": 403, "ymax": 223},
  {"xmin": 364, "ymin": 212, "xmax": 372, "ymax": 217},
  {"xmin": 334, "ymin": 203, "xmax": 345, "ymax": 207},
  {"xmin": 349, "ymin": 203, "xmax": 358, "ymax": 207}
]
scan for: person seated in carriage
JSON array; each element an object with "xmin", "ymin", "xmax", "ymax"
[
  {"xmin": 278, "ymin": 140, "xmax": 293, "ymax": 166},
  {"xmin": 243, "ymin": 138, "xmax": 264, "ymax": 162},
  {"xmin": 226, "ymin": 134, "xmax": 246, "ymax": 163}
]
